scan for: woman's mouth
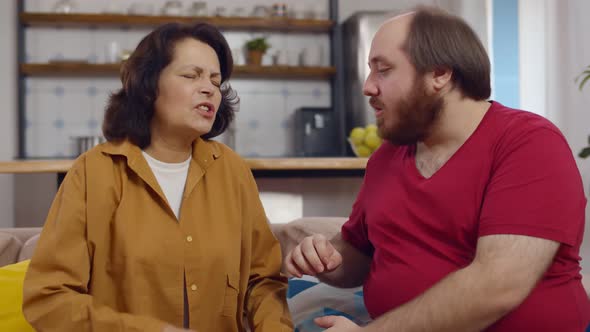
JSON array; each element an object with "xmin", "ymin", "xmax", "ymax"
[{"xmin": 195, "ymin": 102, "xmax": 216, "ymax": 119}]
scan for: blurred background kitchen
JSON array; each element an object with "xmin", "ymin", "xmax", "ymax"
[{"xmin": 0, "ymin": 0, "xmax": 589, "ymax": 267}]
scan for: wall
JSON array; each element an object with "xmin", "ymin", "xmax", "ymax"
[
  {"xmin": 514, "ymin": 0, "xmax": 590, "ymax": 270},
  {"xmin": 543, "ymin": 0, "xmax": 590, "ymax": 271},
  {"xmin": 0, "ymin": 0, "xmax": 16, "ymax": 228},
  {"xmin": 492, "ymin": 0, "xmax": 519, "ymax": 108}
]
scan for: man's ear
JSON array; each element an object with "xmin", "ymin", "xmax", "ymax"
[{"xmin": 427, "ymin": 66, "xmax": 453, "ymax": 93}]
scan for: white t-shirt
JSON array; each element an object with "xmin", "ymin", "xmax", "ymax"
[{"xmin": 142, "ymin": 151, "xmax": 191, "ymax": 219}]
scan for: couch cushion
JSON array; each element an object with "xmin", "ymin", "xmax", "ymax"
[
  {"xmin": 0, "ymin": 260, "xmax": 34, "ymax": 331},
  {"xmin": 17, "ymin": 234, "xmax": 40, "ymax": 262},
  {"xmin": 0, "ymin": 233, "xmax": 23, "ymax": 267},
  {"xmin": 1, "ymin": 228, "xmax": 42, "ymax": 246},
  {"xmin": 287, "ymin": 275, "xmax": 370, "ymax": 331}
]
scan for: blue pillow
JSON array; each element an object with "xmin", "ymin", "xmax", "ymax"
[{"xmin": 287, "ymin": 276, "xmax": 371, "ymax": 332}]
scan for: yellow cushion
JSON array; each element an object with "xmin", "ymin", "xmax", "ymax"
[{"xmin": 0, "ymin": 260, "xmax": 34, "ymax": 332}]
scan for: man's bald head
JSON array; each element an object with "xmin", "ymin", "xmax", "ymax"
[{"xmin": 373, "ymin": 6, "xmax": 491, "ymax": 101}]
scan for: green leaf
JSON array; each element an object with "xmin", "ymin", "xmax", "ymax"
[
  {"xmin": 578, "ymin": 75, "xmax": 590, "ymax": 91},
  {"xmin": 245, "ymin": 37, "xmax": 270, "ymax": 52},
  {"xmin": 579, "ymin": 147, "xmax": 590, "ymax": 159},
  {"xmin": 575, "ymin": 70, "xmax": 590, "ymax": 81},
  {"xmin": 575, "ymin": 68, "xmax": 590, "ymax": 91}
]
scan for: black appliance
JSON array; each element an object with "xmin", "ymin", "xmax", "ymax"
[{"xmin": 294, "ymin": 107, "xmax": 340, "ymax": 157}]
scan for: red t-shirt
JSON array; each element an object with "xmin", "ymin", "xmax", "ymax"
[{"xmin": 342, "ymin": 101, "xmax": 590, "ymax": 331}]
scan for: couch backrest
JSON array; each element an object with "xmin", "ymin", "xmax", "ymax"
[
  {"xmin": 1, "ymin": 218, "xmax": 347, "ymax": 268},
  {"xmin": 0, "ymin": 228, "xmax": 41, "ymax": 267}
]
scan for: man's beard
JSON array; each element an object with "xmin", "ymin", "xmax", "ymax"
[{"xmin": 376, "ymin": 78, "xmax": 444, "ymax": 146}]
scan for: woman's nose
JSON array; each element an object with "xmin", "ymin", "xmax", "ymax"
[{"xmin": 199, "ymin": 84, "xmax": 213, "ymax": 96}]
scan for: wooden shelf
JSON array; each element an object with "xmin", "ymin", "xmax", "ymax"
[
  {"xmin": 0, "ymin": 158, "xmax": 368, "ymax": 174},
  {"xmin": 20, "ymin": 12, "xmax": 334, "ymax": 33},
  {"xmin": 20, "ymin": 63, "xmax": 336, "ymax": 79},
  {"xmin": 234, "ymin": 65, "xmax": 336, "ymax": 79}
]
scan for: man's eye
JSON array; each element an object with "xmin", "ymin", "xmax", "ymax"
[{"xmin": 182, "ymin": 74, "xmax": 196, "ymax": 79}]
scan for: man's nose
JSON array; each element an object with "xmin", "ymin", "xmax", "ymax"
[{"xmin": 363, "ymin": 76, "xmax": 378, "ymax": 96}]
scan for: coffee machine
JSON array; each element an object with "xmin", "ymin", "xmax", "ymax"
[{"xmin": 294, "ymin": 107, "xmax": 340, "ymax": 157}]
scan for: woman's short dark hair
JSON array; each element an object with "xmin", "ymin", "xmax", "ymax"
[
  {"xmin": 403, "ymin": 7, "xmax": 491, "ymax": 101},
  {"xmin": 102, "ymin": 22, "xmax": 238, "ymax": 148}
]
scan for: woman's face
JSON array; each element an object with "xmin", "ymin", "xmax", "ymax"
[{"xmin": 152, "ymin": 38, "xmax": 222, "ymax": 142}]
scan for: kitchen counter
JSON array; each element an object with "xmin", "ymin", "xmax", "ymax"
[{"xmin": 0, "ymin": 158, "xmax": 368, "ymax": 175}]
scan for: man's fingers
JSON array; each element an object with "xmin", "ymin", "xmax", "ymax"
[
  {"xmin": 286, "ymin": 235, "xmax": 343, "ymax": 277},
  {"xmin": 313, "ymin": 236, "xmax": 343, "ymax": 271},
  {"xmin": 326, "ymin": 247, "xmax": 343, "ymax": 271},
  {"xmin": 284, "ymin": 251, "xmax": 304, "ymax": 278},
  {"xmin": 313, "ymin": 235, "xmax": 337, "ymax": 267},
  {"xmin": 290, "ymin": 243, "xmax": 317, "ymax": 276},
  {"xmin": 314, "ymin": 315, "xmax": 339, "ymax": 328},
  {"xmin": 302, "ymin": 236, "xmax": 326, "ymax": 273}
]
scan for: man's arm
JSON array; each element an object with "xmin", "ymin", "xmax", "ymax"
[{"xmin": 364, "ymin": 234, "xmax": 559, "ymax": 332}]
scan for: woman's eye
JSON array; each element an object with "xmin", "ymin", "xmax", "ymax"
[
  {"xmin": 182, "ymin": 74, "xmax": 196, "ymax": 79},
  {"xmin": 212, "ymin": 81, "xmax": 221, "ymax": 88}
]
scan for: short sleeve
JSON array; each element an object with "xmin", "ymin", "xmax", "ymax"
[
  {"xmin": 479, "ymin": 126, "xmax": 586, "ymax": 246},
  {"xmin": 342, "ymin": 173, "xmax": 375, "ymax": 256}
]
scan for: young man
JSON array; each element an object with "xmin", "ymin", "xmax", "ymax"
[{"xmin": 285, "ymin": 7, "xmax": 590, "ymax": 332}]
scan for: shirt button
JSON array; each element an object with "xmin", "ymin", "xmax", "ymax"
[
  {"xmin": 191, "ymin": 284, "xmax": 197, "ymax": 291},
  {"xmin": 186, "ymin": 235, "xmax": 193, "ymax": 242}
]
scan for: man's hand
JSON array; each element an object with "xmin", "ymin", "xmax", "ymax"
[
  {"xmin": 284, "ymin": 234, "xmax": 343, "ymax": 277},
  {"xmin": 162, "ymin": 324, "xmax": 196, "ymax": 332},
  {"xmin": 315, "ymin": 316, "xmax": 363, "ymax": 332}
]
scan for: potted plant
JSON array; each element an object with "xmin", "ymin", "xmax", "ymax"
[
  {"xmin": 576, "ymin": 65, "xmax": 590, "ymax": 158},
  {"xmin": 244, "ymin": 37, "xmax": 270, "ymax": 66}
]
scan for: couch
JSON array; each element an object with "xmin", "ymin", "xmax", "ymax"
[
  {"xmin": 0, "ymin": 227, "xmax": 40, "ymax": 267},
  {"xmin": 0, "ymin": 217, "xmax": 347, "ymax": 268},
  {"xmin": 0, "ymin": 217, "xmax": 369, "ymax": 332},
  {"xmin": 3, "ymin": 218, "xmax": 590, "ymax": 331}
]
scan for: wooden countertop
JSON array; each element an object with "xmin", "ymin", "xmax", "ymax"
[{"xmin": 0, "ymin": 158, "xmax": 368, "ymax": 174}]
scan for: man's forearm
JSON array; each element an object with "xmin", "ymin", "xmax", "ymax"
[{"xmin": 364, "ymin": 263, "xmax": 520, "ymax": 332}]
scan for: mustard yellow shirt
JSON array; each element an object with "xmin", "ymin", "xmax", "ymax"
[{"xmin": 22, "ymin": 139, "xmax": 292, "ymax": 332}]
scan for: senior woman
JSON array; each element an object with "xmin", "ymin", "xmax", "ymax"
[{"xmin": 22, "ymin": 22, "xmax": 292, "ymax": 332}]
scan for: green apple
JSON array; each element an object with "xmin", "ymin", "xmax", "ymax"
[
  {"xmin": 349, "ymin": 127, "xmax": 366, "ymax": 146},
  {"xmin": 365, "ymin": 124, "xmax": 378, "ymax": 134},
  {"xmin": 364, "ymin": 132, "xmax": 382, "ymax": 150},
  {"xmin": 356, "ymin": 145, "xmax": 371, "ymax": 157}
]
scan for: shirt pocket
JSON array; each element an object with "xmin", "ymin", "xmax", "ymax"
[{"xmin": 222, "ymin": 272, "xmax": 240, "ymax": 317}]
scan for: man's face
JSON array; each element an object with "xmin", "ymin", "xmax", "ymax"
[
  {"xmin": 375, "ymin": 75, "xmax": 444, "ymax": 145},
  {"xmin": 363, "ymin": 15, "xmax": 443, "ymax": 145}
]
